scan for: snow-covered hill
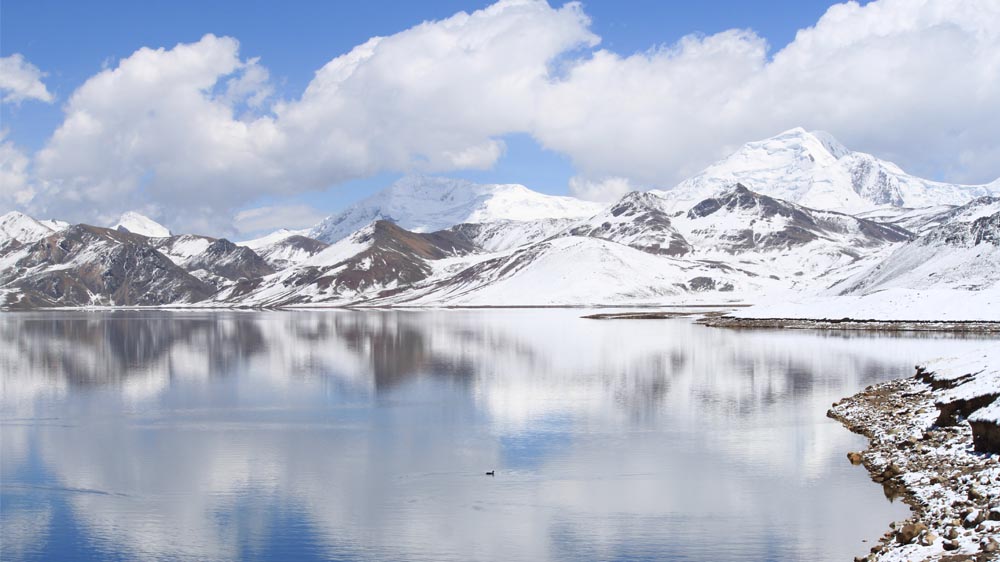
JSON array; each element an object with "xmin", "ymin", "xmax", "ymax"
[
  {"xmin": 0, "ymin": 211, "xmax": 59, "ymax": 244},
  {"xmin": 731, "ymin": 196, "xmax": 1000, "ymax": 321},
  {"xmin": 112, "ymin": 211, "xmax": 172, "ymax": 238},
  {"xmin": 0, "ymin": 225, "xmax": 213, "ymax": 308},
  {"xmin": 222, "ymin": 184, "xmax": 909, "ymax": 308},
  {"xmin": 238, "ymin": 229, "xmax": 329, "ymax": 269},
  {"xmin": 382, "ymin": 236, "xmax": 768, "ymax": 307},
  {"xmin": 2, "ymin": 127, "xmax": 997, "ymax": 315},
  {"xmin": 228, "ymin": 221, "xmax": 477, "ymax": 306},
  {"xmin": 658, "ymin": 128, "xmax": 1000, "ymax": 214},
  {"xmin": 836, "ymin": 197, "xmax": 1000, "ymax": 296},
  {"xmin": 308, "ymin": 176, "xmax": 602, "ymax": 244},
  {"xmin": 566, "ymin": 191, "xmax": 692, "ymax": 256}
]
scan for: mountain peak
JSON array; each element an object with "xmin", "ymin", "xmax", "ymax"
[
  {"xmin": 113, "ymin": 211, "xmax": 172, "ymax": 238},
  {"xmin": 0, "ymin": 210, "xmax": 56, "ymax": 244},
  {"xmin": 663, "ymin": 128, "xmax": 1000, "ymax": 214},
  {"xmin": 308, "ymin": 175, "xmax": 601, "ymax": 244}
]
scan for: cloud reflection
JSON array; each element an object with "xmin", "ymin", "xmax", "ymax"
[{"xmin": 2, "ymin": 310, "xmax": 993, "ymax": 561}]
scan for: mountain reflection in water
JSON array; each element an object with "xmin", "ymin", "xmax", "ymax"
[{"xmin": 2, "ymin": 309, "xmax": 993, "ymax": 562}]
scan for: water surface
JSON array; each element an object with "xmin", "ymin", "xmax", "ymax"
[{"xmin": 2, "ymin": 309, "xmax": 992, "ymax": 561}]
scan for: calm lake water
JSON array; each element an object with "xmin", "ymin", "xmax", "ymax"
[{"xmin": 2, "ymin": 309, "xmax": 994, "ymax": 561}]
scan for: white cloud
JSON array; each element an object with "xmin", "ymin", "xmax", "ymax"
[
  {"xmin": 568, "ymin": 175, "xmax": 639, "ymax": 202},
  {"xmin": 220, "ymin": 57, "xmax": 273, "ymax": 110},
  {"xmin": 0, "ymin": 131, "xmax": 35, "ymax": 207},
  {"xmin": 233, "ymin": 204, "xmax": 327, "ymax": 234},
  {"xmin": 539, "ymin": 0, "xmax": 1000, "ymax": 187},
  {"xmin": 0, "ymin": 54, "xmax": 54, "ymax": 104},
  {"xmin": 30, "ymin": 1, "xmax": 596, "ymax": 232},
  {"xmin": 15, "ymin": 0, "xmax": 1000, "ymax": 233},
  {"xmin": 32, "ymin": 34, "xmax": 283, "ymax": 228}
]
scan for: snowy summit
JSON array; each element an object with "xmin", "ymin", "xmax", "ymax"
[{"xmin": 112, "ymin": 211, "xmax": 172, "ymax": 238}]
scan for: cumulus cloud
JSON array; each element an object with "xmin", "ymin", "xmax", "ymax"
[
  {"xmin": 538, "ymin": 0, "xmax": 1000, "ymax": 197},
  {"xmin": 15, "ymin": 0, "xmax": 1000, "ymax": 228},
  {"xmin": 0, "ymin": 54, "xmax": 54, "ymax": 104},
  {"xmin": 568, "ymin": 175, "xmax": 640, "ymax": 202},
  {"xmin": 33, "ymin": 35, "xmax": 278, "ymax": 224},
  {"xmin": 233, "ymin": 204, "xmax": 327, "ymax": 235},
  {"xmin": 30, "ymin": 1, "xmax": 595, "ymax": 231},
  {"xmin": 0, "ymin": 131, "xmax": 35, "ymax": 207}
]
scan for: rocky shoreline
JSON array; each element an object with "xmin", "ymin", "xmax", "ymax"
[{"xmin": 830, "ymin": 375, "xmax": 1000, "ymax": 561}]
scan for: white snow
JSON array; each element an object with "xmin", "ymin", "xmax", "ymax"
[
  {"xmin": 461, "ymin": 218, "xmax": 577, "ymax": 252},
  {"xmin": 655, "ymin": 128, "xmax": 1000, "ymax": 215},
  {"xmin": 305, "ymin": 225, "xmax": 374, "ymax": 267},
  {"xmin": 308, "ymin": 176, "xmax": 602, "ymax": 243},
  {"xmin": 5, "ymin": 129, "xmax": 1000, "ymax": 316},
  {"xmin": 236, "ymin": 228, "xmax": 322, "ymax": 269},
  {"xmin": 854, "ymin": 205, "xmax": 956, "ymax": 235},
  {"xmin": 393, "ymin": 236, "xmax": 772, "ymax": 307},
  {"xmin": 237, "ymin": 228, "xmax": 309, "ymax": 250},
  {"xmin": 37, "ymin": 219, "xmax": 69, "ymax": 232},
  {"xmin": 112, "ymin": 211, "xmax": 172, "ymax": 238},
  {"xmin": 0, "ymin": 211, "xmax": 55, "ymax": 244},
  {"xmin": 733, "ymin": 288, "xmax": 1000, "ymax": 321},
  {"xmin": 152, "ymin": 235, "xmax": 213, "ymax": 265},
  {"xmin": 919, "ymin": 347, "xmax": 1000, "ymax": 423},
  {"xmin": 970, "ymin": 396, "xmax": 1000, "ymax": 424}
]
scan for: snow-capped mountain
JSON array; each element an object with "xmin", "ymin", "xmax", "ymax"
[
  {"xmin": 308, "ymin": 176, "xmax": 602, "ymax": 244},
  {"xmin": 836, "ymin": 196, "xmax": 1000, "ymax": 296},
  {"xmin": 854, "ymin": 205, "xmax": 959, "ymax": 236},
  {"xmin": 229, "ymin": 221, "xmax": 477, "ymax": 306},
  {"xmin": 658, "ymin": 128, "xmax": 1000, "ymax": 214},
  {"xmin": 378, "ymin": 236, "xmax": 768, "ymax": 307},
  {"xmin": 113, "ymin": 211, "xmax": 172, "ymax": 238},
  {"xmin": 566, "ymin": 191, "xmax": 692, "ymax": 256},
  {"xmin": 0, "ymin": 211, "xmax": 60, "ymax": 244},
  {"xmin": 674, "ymin": 184, "xmax": 908, "ymax": 253},
  {"xmin": 238, "ymin": 229, "xmax": 330, "ymax": 270},
  {"xmin": 151, "ymin": 235, "xmax": 275, "ymax": 289},
  {"xmin": 2, "ymin": 127, "xmax": 997, "ymax": 313},
  {"xmin": 221, "ymin": 184, "xmax": 910, "ymax": 308},
  {"xmin": 0, "ymin": 225, "xmax": 213, "ymax": 308}
]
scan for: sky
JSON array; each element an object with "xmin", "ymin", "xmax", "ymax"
[{"xmin": 1, "ymin": 0, "xmax": 998, "ymax": 237}]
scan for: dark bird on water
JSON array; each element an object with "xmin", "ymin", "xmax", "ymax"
[{"xmin": 485, "ymin": 470, "xmax": 495, "ymax": 476}]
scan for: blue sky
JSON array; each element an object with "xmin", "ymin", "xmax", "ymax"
[{"xmin": 2, "ymin": 0, "xmax": 996, "ymax": 235}]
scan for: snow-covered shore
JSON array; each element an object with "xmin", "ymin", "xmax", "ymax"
[
  {"xmin": 727, "ymin": 289, "xmax": 1000, "ymax": 323},
  {"xmin": 829, "ymin": 346, "xmax": 1000, "ymax": 561}
]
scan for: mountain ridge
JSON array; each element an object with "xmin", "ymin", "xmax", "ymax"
[{"xmin": 2, "ymin": 128, "xmax": 997, "ymax": 314}]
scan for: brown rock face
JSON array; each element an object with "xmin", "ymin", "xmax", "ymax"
[
  {"xmin": 1, "ymin": 225, "xmax": 215, "ymax": 307},
  {"xmin": 970, "ymin": 418, "xmax": 1000, "ymax": 454},
  {"xmin": 895, "ymin": 522, "xmax": 927, "ymax": 544}
]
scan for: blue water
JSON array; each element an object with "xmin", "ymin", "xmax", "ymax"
[{"xmin": 2, "ymin": 309, "xmax": 988, "ymax": 561}]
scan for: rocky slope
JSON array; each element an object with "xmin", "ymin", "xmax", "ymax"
[
  {"xmin": 150, "ymin": 234, "xmax": 276, "ymax": 288},
  {"xmin": 237, "ymin": 229, "xmax": 330, "ymax": 269},
  {"xmin": 835, "ymin": 197, "xmax": 1000, "ymax": 296},
  {"xmin": 566, "ymin": 191, "xmax": 692, "ymax": 256},
  {"xmin": 0, "ymin": 225, "xmax": 214, "ymax": 308},
  {"xmin": 227, "ymin": 220, "xmax": 478, "ymax": 305}
]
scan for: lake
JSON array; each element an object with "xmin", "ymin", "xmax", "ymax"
[{"xmin": 2, "ymin": 309, "xmax": 993, "ymax": 561}]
